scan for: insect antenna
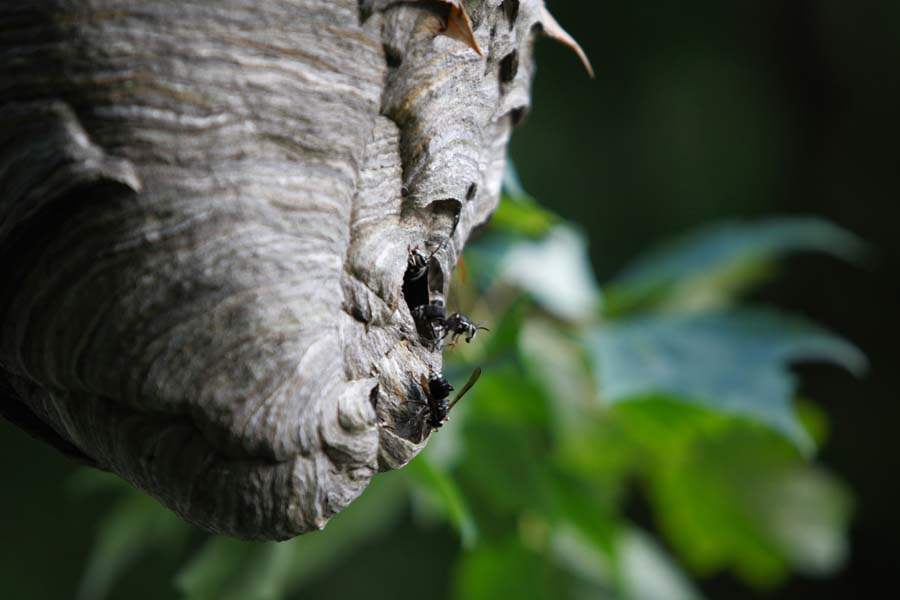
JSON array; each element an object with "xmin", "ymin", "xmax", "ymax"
[{"xmin": 448, "ymin": 366, "xmax": 482, "ymax": 411}]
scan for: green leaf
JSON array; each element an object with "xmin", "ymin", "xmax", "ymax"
[
  {"xmin": 548, "ymin": 523, "xmax": 615, "ymax": 590},
  {"xmin": 609, "ymin": 398, "xmax": 731, "ymax": 464},
  {"xmin": 755, "ymin": 465, "xmax": 853, "ymax": 576},
  {"xmin": 174, "ymin": 537, "xmax": 274, "ymax": 600},
  {"xmin": 486, "ymin": 225, "xmax": 602, "ymax": 321},
  {"xmin": 459, "ymin": 417, "xmax": 556, "ymax": 519},
  {"xmin": 795, "ymin": 398, "xmax": 830, "ymax": 448},
  {"xmin": 605, "ymin": 217, "xmax": 867, "ymax": 316},
  {"xmin": 175, "ymin": 472, "xmax": 408, "ymax": 600},
  {"xmin": 77, "ymin": 491, "xmax": 188, "ymax": 600},
  {"xmin": 548, "ymin": 470, "xmax": 622, "ymax": 561},
  {"xmin": 646, "ymin": 425, "xmax": 853, "ymax": 586},
  {"xmin": 591, "ymin": 309, "xmax": 866, "ymax": 451},
  {"xmin": 555, "ymin": 418, "xmax": 637, "ymax": 494},
  {"xmin": 491, "ymin": 196, "xmax": 559, "ymax": 237},
  {"xmin": 453, "ymin": 538, "xmax": 564, "ymax": 600},
  {"xmin": 480, "ymin": 296, "xmax": 529, "ymax": 361},
  {"xmin": 549, "ymin": 523, "xmax": 703, "ymax": 600},
  {"xmin": 617, "ymin": 528, "xmax": 704, "ymax": 600},
  {"xmin": 407, "ymin": 454, "xmax": 479, "ymax": 548},
  {"xmin": 520, "ymin": 318, "xmax": 598, "ymax": 434},
  {"xmin": 466, "ymin": 362, "xmax": 555, "ymax": 429}
]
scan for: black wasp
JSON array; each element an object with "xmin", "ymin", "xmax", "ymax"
[
  {"xmin": 404, "ymin": 207, "xmax": 488, "ymax": 350},
  {"xmin": 406, "ymin": 244, "xmax": 433, "ymax": 284},
  {"xmin": 407, "ymin": 207, "xmax": 460, "ymax": 284},
  {"xmin": 406, "ymin": 252, "xmax": 488, "ymax": 350},
  {"xmin": 442, "ymin": 312, "xmax": 489, "ymax": 346},
  {"xmin": 419, "ymin": 367, "xmax": 482, "ymax": 429},
  {"xmin": 412, "ymin": 296, "xmax": 489, "ymax": 350}
]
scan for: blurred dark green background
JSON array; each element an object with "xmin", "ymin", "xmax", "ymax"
[
  {"xmin": 2, "ymin": 1, "xmax": 898, "ymax": 598},
  {"xmin": 510, "ymin": 2, "xmax": 899, "ymax": 598}
]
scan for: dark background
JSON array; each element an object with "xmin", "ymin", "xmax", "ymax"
[{"xmin": 1, "ymin": 1, "xmax": 898, "ymax": 598}]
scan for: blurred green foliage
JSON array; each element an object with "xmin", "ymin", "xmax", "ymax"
[{"xmin": 64, "ymin": 172, "xmax": 862, "ymax": 600}]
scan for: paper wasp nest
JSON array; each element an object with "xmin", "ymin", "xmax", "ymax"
[{"xmin": 0, "ymin": 0, "xmax": 587, "ymax": 539}]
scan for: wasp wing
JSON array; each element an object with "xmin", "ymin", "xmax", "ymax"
[{"xmin": 448, "ymin": 367, "xmax": 482, "ymax": 411}]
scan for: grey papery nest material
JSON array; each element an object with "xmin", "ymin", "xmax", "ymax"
[{"xmin": 0, "ymin": 0, "xmax": 589, "ymax": 539}]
